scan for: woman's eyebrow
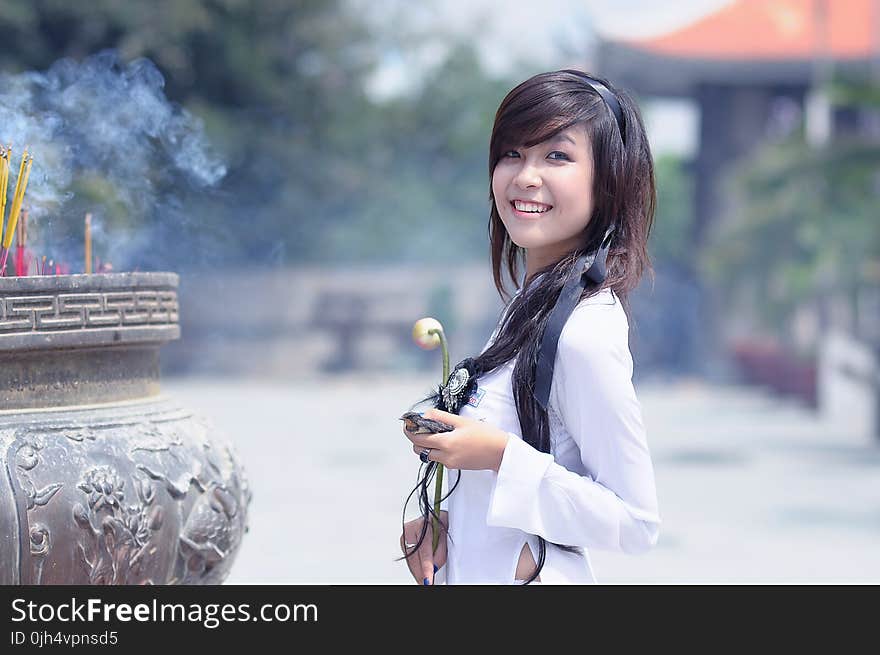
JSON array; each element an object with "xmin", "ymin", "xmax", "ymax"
[{"xmin": 547, "ymin": 134, "xmax": 577, "ymax": 146}]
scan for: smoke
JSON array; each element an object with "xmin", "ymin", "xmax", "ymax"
[{"xmin": 0, "ymin": 50, "xmax": 226, "ymax": 271}]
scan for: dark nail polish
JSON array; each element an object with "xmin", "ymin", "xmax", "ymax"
[
  {"xmin": 423, "ymin": 577, "xmax": 430, "ymax": 585},
  {"xmin": 433, "ymin": 564, "xmax": 439, "ymax": 573}
]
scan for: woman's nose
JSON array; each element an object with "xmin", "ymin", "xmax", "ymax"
[{"xmin": 513, "ymin": 163, "xmax": 542, "ymax": 189}]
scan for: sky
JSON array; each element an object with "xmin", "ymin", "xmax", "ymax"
[
  {"xmin": 583, "ymin": 0, "xmax": 734, "ymax": 38},
  {"xmin": 357, "ymin": 0, "xmax": 733, "ymax": 97},
  {"xmin": 353, "ymin": 0, "xmax": 734, "ymax": 155}
]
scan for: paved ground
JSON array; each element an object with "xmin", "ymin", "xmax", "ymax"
[{"xmin": 164, "ymin": 373, "xmax": 880, "ymax": 584}]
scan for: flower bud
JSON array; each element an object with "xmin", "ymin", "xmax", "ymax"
[{"xmin": 412, "ymin": 317, "xmax": 444, "ymax": 350}]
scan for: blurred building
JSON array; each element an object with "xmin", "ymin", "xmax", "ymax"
[
  {"xmin": 599, "ymin": 0, "xmax": 880, "ymax": 434},
  {"xmin": 162, "ymin": 264, "xmax": 510, "ymax": 380},
  {"xmin": 599, "ymin": 0, "xmax": 879, "ymax": 251}
]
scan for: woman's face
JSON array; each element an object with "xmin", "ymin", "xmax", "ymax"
[{"xmin": 491, "ymin": 125, "xmax": 594, "ymax": 273}]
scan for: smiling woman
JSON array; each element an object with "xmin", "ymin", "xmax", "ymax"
[
  {"xmin": 493, "ymin": 126, "xmax": 596, "ymax": 279},
  {"xmin": 398, "ymin": 69, "xmax": 659, "ymax": 586}
]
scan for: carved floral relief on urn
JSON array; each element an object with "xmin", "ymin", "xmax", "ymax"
[{"xmin": 0, "ymin": 272, "xmax": 251, "ymax": 584}]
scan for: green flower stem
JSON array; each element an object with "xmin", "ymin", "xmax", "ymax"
[{"xmin": 428, "ymin": 327, "xmax": 449, "ymax": 554}]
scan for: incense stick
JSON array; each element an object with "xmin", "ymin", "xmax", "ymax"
[
  {"xmin": 4, "ymin": 150, "xmax": 29, "ymax": 248},
  {"xmin": 0, "ymin": 150, "xmax": 31, "ymax": 275},
  {"xmin": 17, "ymin": 206, "xmax": 26, "ymax": 247},
  {"xmin": 0, "ymin": 147, "xmax": 9, "ymax": 241}
]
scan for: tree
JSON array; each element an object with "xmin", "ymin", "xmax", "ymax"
[{"xmin": 701, "ymin": 75, "xmax": 880, "ymax": 345}]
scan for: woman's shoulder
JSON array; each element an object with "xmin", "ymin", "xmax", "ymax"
[
  {"xmin": 550, "ymin": 287, "xmax": 635, "ymax": 414},
  {"xmin": 559, "ymin": 288, "xmax": 630, "ymax": 357},
  {"xmin": 570, "ymin": 287, "xmax": 627, "ymax": 325}
]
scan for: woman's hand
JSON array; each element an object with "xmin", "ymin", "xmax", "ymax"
[
  {"xmin": 402, "ymin": 408, "xmax": 510, "ymax": 472},
  {"xmin": 400, "ymin": 511, "xmax": 448, "ymax": 585}
]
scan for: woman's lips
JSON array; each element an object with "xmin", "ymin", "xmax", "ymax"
[{"xmin": 510, "ymin": 201, "xmax": 553, "ymax": 218}]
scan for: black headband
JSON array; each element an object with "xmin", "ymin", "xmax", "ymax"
[{"xmin": 574, "ymin": 73, "xmax": 626, "ymax": 143}]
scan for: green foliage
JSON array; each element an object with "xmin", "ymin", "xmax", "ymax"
[
  {"xmin": 701, "ymin": 80, "xmax": 880, "ymax": 334},
  {"xmin": 0, "ymin": 2, "xmax": 524, "ymax": 268},
  {"xmin": 650, "ymin": 154, "xmax": 694, "ymax": 266}
]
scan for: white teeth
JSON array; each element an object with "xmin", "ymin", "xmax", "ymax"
[{"xmin": 513, "ymin": 200, "xmax": 551, "ymax": 213}]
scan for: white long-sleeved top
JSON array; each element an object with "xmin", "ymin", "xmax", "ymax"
[{"xmin": 438, "ymin": 282, "xmax": 661, "ymax": 584}]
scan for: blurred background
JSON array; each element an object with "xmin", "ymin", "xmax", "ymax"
[{"xmin": 1, "ymin": 0, "xmax": 878, "ymax": 583}]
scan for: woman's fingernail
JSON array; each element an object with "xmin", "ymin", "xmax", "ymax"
[
  {"xmin": 423, "ymin": 577, "xmax": 430, "ymax": 585},
  {"xmin": 433, "ymin": 564, "xmax": 439, "ymax": 573}
]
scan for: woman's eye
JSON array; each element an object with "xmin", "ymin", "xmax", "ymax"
[
  {"xmin": 503, "ymin": 150, "xmax": 520, "ymax": 158},
  {"xmin": 548, "ymin": 151, "xmax": 570, "ymax": 161}
]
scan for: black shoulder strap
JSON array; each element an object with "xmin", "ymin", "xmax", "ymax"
[{"xmin": 533, "ymin": 225, "xmax": 616, "ymax": 411}]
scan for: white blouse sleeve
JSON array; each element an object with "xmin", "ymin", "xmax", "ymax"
[{"xmin": 485, "ymin": 296, "xmax": 661, "ymax": 554}]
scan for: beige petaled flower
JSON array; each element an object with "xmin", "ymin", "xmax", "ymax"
[
  {"xmin": 409, "ymin": 315, "xmax": 450, "ymax": 556},
  {"xmin": 412, "ymin": 317, "xmax": 443, "ymax": 350}
]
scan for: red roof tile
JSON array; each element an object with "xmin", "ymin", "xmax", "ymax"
[{"xmin": 622, "ymin": 0, "xmax": 876, "ymax": 60}]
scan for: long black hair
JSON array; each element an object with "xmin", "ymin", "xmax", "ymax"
[{"xmin": 397, "ymin": 69, "xmax": 656, "ymax": 584}]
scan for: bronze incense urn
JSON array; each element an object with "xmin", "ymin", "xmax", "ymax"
[{"xmin": 0, "ymin": 272, "xmax": 250, "ymax": 584}]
